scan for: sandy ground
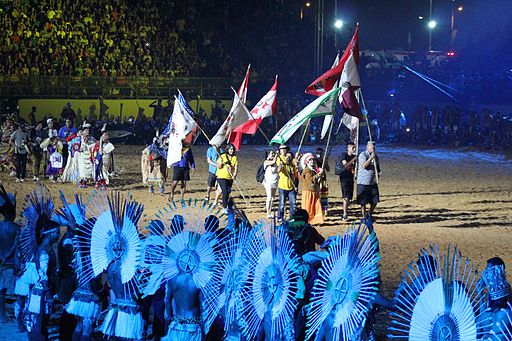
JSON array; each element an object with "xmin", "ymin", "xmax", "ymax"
[{"xmin": 1, "ymin": 143, "xmax": 511, "ymax": 339}]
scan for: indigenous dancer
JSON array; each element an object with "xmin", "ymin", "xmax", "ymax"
[
  {"xmin": 77, "ymin": 124, "xmax": 96, "ymax": 188},
  {"xmin": 216, "ymin": 144, "xmax": 238, "ymax": 214},
  {"xmin": 300, "ymin": 153, "xmax": 324, "ymax": 225},
  {"xmin": 91, "ymin": 132, "xmax": 115, "ymax": 189},
  {"xmin": 141, "ymin": 199, "xmax": 228, "ymax": 341},
  {"xmin": 61, "ymin": 129, "xmax": 82, "ymax": 184},
  {"xmin": 305, "ymin": 224, "xmax": 381, "ymax": 340},
  {"xmin": 54, "ymin": 192, "xmax": 86, "ymax": 339},
  {"xmin": 75, "ymin": 192, "xmax": 145, "ymax": 340},
  {"xmin": 46, "ymin": 136, "xmax": 64, "ymax": 182},
  {"xmin": 388, "ymin": 246, "xmax": 488, "ymax": 340},
  {"xmin": 142, "ymin": 136, "xmax": 167, "ymax": 195},
  {"xmin": 478, "ymin": 257, "xmax": 512, "ymax": 340},
  {"xmin": 20, "ymin": 184, "xmax": 61, "ymax": 339},
  {"xmin": 0, "ymin": 185, "xmax": 18, "ymax": 323},
  {"xmin": 239, "ymin": 221, "xmax": 300, "ymax": 340},
  {"xmin": 169, "ymin": 143, "xmax": 195, "ymax": 202}
]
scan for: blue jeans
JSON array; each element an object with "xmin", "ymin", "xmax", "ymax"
[{"xmin": 278, "ymin": 188, "xmax": 296, "ymax": 221}]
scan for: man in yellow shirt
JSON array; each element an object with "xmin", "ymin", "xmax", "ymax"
[{"xmin": 277, "ymin": 147, "xmax": 298, "ymax": 222}]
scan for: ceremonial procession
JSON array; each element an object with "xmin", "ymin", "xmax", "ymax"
[{"xmin": 0, "ymin": 0, "xmax": 511, "ymax": 340}]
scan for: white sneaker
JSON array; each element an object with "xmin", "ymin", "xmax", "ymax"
[
  {"xmin": 33, "ymin": 176, "xmax": 39, "ymax": 181},
  {"xmin": 15, "ymin": 178, "xmax": 20, "ymax": 183},
  {"xmin": 9, "ymin": 171, "xmax": 16, "ymax": 177},
  {"xmin": 20, "ymin": 178, "xmax": 24, "ymax": 182}
]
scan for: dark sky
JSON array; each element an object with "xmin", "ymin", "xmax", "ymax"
[{"xmin": 324, "ymin": 0, "xmax": 512, "ymax": 53}]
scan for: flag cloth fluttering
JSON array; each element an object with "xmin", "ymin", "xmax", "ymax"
[
  {"xmin": 270, "ymin": 87, "xmax": 341, "ymax": 145},
  {"xmin": 229, "ymin": 75, "xmax": 278, "ymax": 150},
  {"xmin": 320, "ymin": 54, "xmax": 340, "ymax": 139},
  {"xmin": 167, "ymin": 94, "xmax": 198, "ymax": 167},
  {"xmin": 238, "ymin": 65, "xmax": 250, "ymax": 103},
  {"xmin": 306, "ymin": 24, "xmax": 365, "ymax": 121},
  {"xmin": 209, "ymin": 89, "xmax": 252, "ymax": 146}
]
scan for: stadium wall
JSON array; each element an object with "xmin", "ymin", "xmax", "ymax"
[{"xmin": 18, "ymin": 98, "xmax": 232, "ymax": 122}]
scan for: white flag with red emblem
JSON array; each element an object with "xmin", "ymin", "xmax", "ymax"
[{"xmin": 229, "ymin": 75, "xmax": 278, "ymax": 149}]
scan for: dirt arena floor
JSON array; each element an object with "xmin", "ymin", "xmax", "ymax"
[{"xmin": 1, "ymin": 143, "xmax": 511, "ymax": 339}]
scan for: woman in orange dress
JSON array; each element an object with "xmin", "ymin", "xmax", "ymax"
[{"xmin": 300, "ymin": 154, "xmax": 325, "ymax": 225}]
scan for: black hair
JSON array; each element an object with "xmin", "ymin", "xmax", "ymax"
[
  {"xmin": 487, "ymin": 257, "xmax": 506, "ymax": 269},
  {"xmin": 346, "ymin": 142, "xmax": 355, "ymax": 146},
  {"xmin": 204, "ymin": 215, "xmax": 220, "ymax": 233}
]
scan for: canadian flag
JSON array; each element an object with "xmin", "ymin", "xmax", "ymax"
[
  {"xmin": 306, "ymin": 24, "xmax": 364, "ymax": 121},
  {"xmin": 229, "ymin": 76, "xmax": 278, "ymax": 150}
]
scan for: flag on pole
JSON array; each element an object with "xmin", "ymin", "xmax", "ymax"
[
  {"xmin": 270, "ymin": 87, "xmax": 341, "ymax": 145},
  {"xmin": 320, "ymin": 54, "xmax": 341, "ymax": 139},
  {"xmin": 209, "ymin": 89, "xmax": 252, "ymax": 146},
  {"xmin": 229, "ymin": 75, "xmax": 278, "ymax": 149},
  {"xmin": 167, "ymin": 95, "xmax": 198, "ymax": 167},
  {"xmin": 306, "ymin": 24, "xmax": 364, "ymax": 121},
  {"xmin": 238, "ymin": 64, "xmax": 250, "ymax": 103}
]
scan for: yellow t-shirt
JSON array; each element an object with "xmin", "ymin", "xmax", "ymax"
[
  {"xmin": 216, "ymin": 154, "xmax": 238, "ymax": 180},
  {"xmin": 278, "ymin": 162, "xmax": 297, "ymax": 190}
]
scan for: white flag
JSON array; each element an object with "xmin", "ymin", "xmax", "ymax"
[
  {"xmin": 321, "ymin": 54, "xmax": 340, "ymax": 139},
  {"xmin": 209, "ymin": 89, "xmax": 252, "ymax": 146},
  {"xmin": 167, "ymin": 97, "xmax": 198, "ymax": 166}
]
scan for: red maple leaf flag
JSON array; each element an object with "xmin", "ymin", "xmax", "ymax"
[{"xmin": 229, "ymin": 75, "xmax": 278, "ymax": 150}]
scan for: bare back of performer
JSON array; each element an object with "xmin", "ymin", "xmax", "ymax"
[{"xmin": 164, "ymin": 271, "xmax": 203, "ymax": 341}]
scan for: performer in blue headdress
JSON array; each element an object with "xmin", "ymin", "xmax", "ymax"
[
  {"xmin": 0, "ymin": 184, "xmax": 19, "ymax": 323},
  {"xmin": 238, "ymin": 221, "xmax": 300, "ymax": 340},
  {"xmin": 478, "ymin": 257, "xmax": 512, "ymax": 340},
  {"xmin": 305, "ymin": 223, "xmax": 381, "ymax": 341},
  {"xmin": 20, "ymin": 184, "xmax": 61, "ymax": 339},
  {"xmin": 75, "ymin": 191, "xmax": 145, "ymax": 340},
  {"xmin": 388, "ymin": 245, "xmax": 488, "ymax": 340},
  {"xmin": 140, "ymin": 199, "xmax": 229, "ymax": 341}
]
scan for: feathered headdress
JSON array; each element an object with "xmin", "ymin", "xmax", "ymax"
[
  {"xmin": 305, "ymin": 222, "xmax": 381, "ymax": 341},
  {"xmin": 54, "ymin": 191, "xmax": 86, "ymax": 231},
  {"xmin": 75, "ymin": 191, "xmax": 143, "ymax": 296},
  {"xmin": 0, "ymin": 183, "xmax": 16, "ymax": 219},
  {"xmin": 140, "ymin": 199, "xmax": 229, "ymax": 333},
  {"xmin": 238, "ymin": 221, "xmax": 299, "ymax": 340},
  {"xmin": 217, "ymin": 221, "xmax": 253, "ymax": 334},
  {"xmin": 19, "ymin": 183, "xmax": 58, "ymax": 262},
  {"xmin": 387, "ymin": 245, "xmax": 488, "ymax": 340}
]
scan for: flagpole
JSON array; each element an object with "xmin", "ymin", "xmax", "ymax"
[
  {"xmin": 231, "ymin": 87, "xmax": 272, "ymax": 145},
  {"xmin": 296, "ymin": 118, "xmax": 310, "ymax": 157},
  {"xmin": 358, "ymin": 89, "xmax": 379, "ymax": 185},
  {"xmin": 321, "ymin": 118, "xmax": 334, "ymax": 170},
  {"xmin": 354, "ymin": 117, "xmax": 360, "ymax": 199}
]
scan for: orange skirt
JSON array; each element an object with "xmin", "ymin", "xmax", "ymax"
[{"xmin": 301, "ymin": 190, "xmax": 324, "ymax": 225}]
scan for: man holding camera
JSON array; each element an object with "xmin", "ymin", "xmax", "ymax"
[{"xmin": 357, "ymin": 141, "xmax": 380, "ymax": 220}]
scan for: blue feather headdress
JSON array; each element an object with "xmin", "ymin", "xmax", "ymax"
[
  {"xmin": 387, "ymin": 245, "xmax": 488, "ymax": 340},
  {"xmin": 305, "ymin": 222, "xmax": 381, "ymax": 341},
  {"xmin": 75, "ymin": 191, "xmax": 144, "ymax": 297},
  {"xmin": 238, "ymin": 221, "xmax": 300, "ymax": 340},
  {"xmin": 140, "ymin": 199, "xmax": 229, "ymax": 333}
]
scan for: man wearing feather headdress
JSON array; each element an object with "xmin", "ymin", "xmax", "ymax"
[{"xmin": 0, "ymin": 185, "xmax": 19, "ymax": 323}]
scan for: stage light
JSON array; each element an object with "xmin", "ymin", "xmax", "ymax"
[
  {"xmin": 447, "ymin": 51, "xmax": 456, "ymax": 57},
  {"xmin": 406, "ymin": 128, "xmax": 411, "ymax": 132},
  {"xmin": 334, "ymin": 19, "xmax": 343, "ymax": 29},
  {"xmin": 457, "ymin": 6, "xmax": 463, "ymax": 11},
  {"xmin": 418, "ymin": 16, "xmax": 424, "ymax": 20},
  {"xmin": 428, "ymin": 20, "xmax": 437, "ymax": 29},
  {"xmin": 305, "ymin": 2, "xmax": 311, "ymax": 7}
]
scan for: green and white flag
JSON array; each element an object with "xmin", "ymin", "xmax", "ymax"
[{"xmin": 270, "ymin": 87, "xmax": 341, "ymax": 145}]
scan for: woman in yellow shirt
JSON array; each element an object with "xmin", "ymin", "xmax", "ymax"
[{"xmin": 216, "ymin": 144, "xmax": 238, "ymax": 212}]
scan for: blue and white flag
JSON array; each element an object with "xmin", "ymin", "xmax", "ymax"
[{"xmin": 166, "ymin": 93, "xmax": 198, "ymax": 167}]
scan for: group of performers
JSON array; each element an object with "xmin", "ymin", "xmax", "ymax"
[
  {"xmin": 0, "ymin": 182, "xmax": 510, "ymax": 340},
  {"xmin": 2, "ymin": 116, "xmax": 116, "ymax": 190}
]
